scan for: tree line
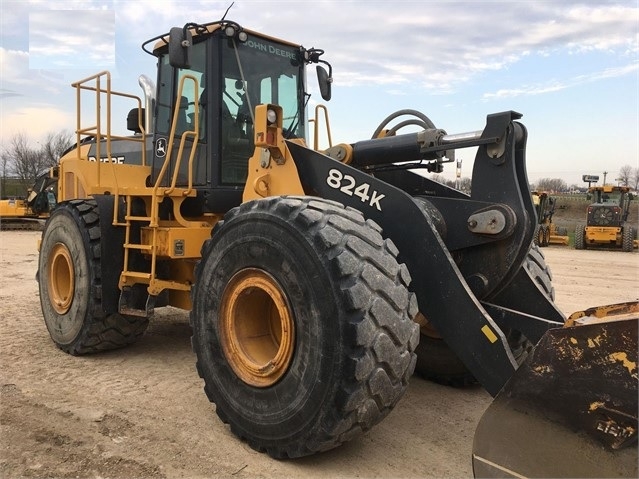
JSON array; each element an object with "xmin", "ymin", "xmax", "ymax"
[
  {"xmin": 1, "ymin": 131, "xmax": 73, "ymax": 197},
  {"xmin": 534, "ymin": 165, "xmax": 639, "ymax": 192},
  {"xmin": 432, "ymin": 164, "xmax": 639, "ymax": 194},
  {"xmin": 1, "ymin": 130, "xmax": 637, "ymax": 197}
]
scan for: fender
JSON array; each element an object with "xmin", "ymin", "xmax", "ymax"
[{"xmin": 285, "ymin": 112, "xmax": 565, "ymax": 395}]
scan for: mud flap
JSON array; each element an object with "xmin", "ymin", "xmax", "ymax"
[{"xmin": 472, "ymin": 303, "xmax": 638, "ymax": 478}]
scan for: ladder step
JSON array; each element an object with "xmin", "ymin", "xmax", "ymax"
[
  {"xmin": 125, "ymin": 215, "xmax": 153, "ymax": 222},
  {"xmin": 122, "ymin": 271, "xmax": 152, "ymax": 280},
  {"xmin": 152, "ymin": 279, "xmax": 191, "ymax": 292},
  {"xmin": 119, "ymin": 288, "xmax": 155, "ymax": 318},
  {"xmin": 124, "ymin": 243, "xmax": 153, "ymax": 251}
]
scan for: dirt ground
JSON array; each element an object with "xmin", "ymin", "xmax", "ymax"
[{"xmin": 0, "ymin": 230, "xmax": 637, "ymax": 479}]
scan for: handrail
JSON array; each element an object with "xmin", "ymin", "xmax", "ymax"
[
  {"xmin": 149, "ymin": 74, "xmax": 200, "ymax": 225},
  {"xmin": 311, "ymin": 104, "xmax": 332, "ymax": 151},
  {"xmin": 71, "ymin": 71, "xmax": 147, "ymax": 168},
  {"xmin": 71, "ymin": 71, "xmax": 147, "ymax": 226}
]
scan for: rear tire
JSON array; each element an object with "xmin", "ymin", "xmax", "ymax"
[
  {"xmin": 535, "ymin": 225, "xmax": 549, "ymax": 247},
  {"xmin": 622, "ymin": 226, "xmax": 635, "ymax": 252},
  {"xmin": 38, "ymin": 200, "xmax": 148, "ymax": 355},
  {"xmin": 574, "ymin": 224, "xmax": 586, "ymax": 249},
  {"xmin": 414, "ymin": 244, "xmax": 554, "ymax": 386},
  {"xmin": 190, "ymin": 196, "xmax": 419, "ymax": 458},
  {"xmin": 542, "ymin": 225, "xmax": 550, "ymax": 247}
]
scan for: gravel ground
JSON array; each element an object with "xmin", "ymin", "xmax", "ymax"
[{"xmin": 1, "ymin": 230, "xmax": 637, "ymax": 478}]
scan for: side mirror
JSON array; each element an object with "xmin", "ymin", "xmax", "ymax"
[
  {"xmin": 317, "ymin": 65, "xmax": 332, "ymax": 101},
  {"xmin": 169, "ymin": 27, "xmax": 192, "ymax": 69}
]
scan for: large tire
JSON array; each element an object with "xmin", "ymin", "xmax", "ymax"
[
  {"xmin": 38, "ymin": 199, "xmax": 149, "ymax": 355},
  {"xmin": 622, "ymin": 226, "xmax": 635, "ymax": 252},
  {"xmin": 542, "ymin": 225, "xmax": 550, "ymax": 247},
  {"xmin": 414, "ymin": 244, "xmax": 554, "ymax": 386},
  {"xmin": 574, "ymin": 224, "xmax": 586, "ymax": 249},
  {"xmin": 533, "ymin": 224, "xmax": 542, "ymax": 246},
  {"xmin": 190, "ymin": 196, "xmax": 419, "ymax": 458},
  {"xmin": 535, "ymin": 225, "xmax": 548, "ymax": 247}
]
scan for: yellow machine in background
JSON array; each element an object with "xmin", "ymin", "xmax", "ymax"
[
  {"xmin": 531, "ymin": 191, "xmax": 569, "ymax": 246},
  {"xmin": 574, "ymin": 185, "xmax": 637, "ymax": 251},
  {"xmin": 0, "ymin": 173, "xmax": 57, "ymax": 229},
  {"xmin": 34, "ymin": 18, "xmax": 636, "ymax": 477}
]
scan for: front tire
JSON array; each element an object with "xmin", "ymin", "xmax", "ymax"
[
  {"xmin": 622, "ymin": 226, "xmax": 635, "ymax": 252},
  {"xmin": 414, "ymin": 244, "xmax": 554, "ymax": 386},
  {"xmin": 190, "ymin": 196, "xmax": 419, "ymax": 458},
  {"xmin": 574, "ymin": 224, "xmax": 586, "ymax": 249},
  {"xmin": 38, "ymin": 200, "xmax": 148, "ymax": 355},
  {"xmin": 542, "ymin": 225, "xmax": 550, "ymax": 247}
]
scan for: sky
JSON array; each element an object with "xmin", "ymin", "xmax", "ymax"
[{"xmin": 0, "ymin": 0, "xmax": 637, "ymax": 187}]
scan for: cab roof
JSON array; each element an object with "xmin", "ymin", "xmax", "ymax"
[{"xmin": 142, "ymin": 20, "xmax": 301, "ymax": 57}]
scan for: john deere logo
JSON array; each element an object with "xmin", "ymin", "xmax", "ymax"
[{"xmin": 156, "ymin": 138, "xmax": 167, "ymax": 158}]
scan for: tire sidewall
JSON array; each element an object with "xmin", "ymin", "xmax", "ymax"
[
  {"xmin": 192, "ymin": 214, "xmax": 343, "ymax": 441},
  {"xmin": 39, "ymin": 205, "xmax": 92, "ymax": 347}
]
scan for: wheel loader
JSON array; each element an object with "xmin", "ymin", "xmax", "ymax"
[
  {"xmin": 531, "ymin": 191, "xmax": 569, "ymax": 247},
  {"xmin": 36, "ymin": 19, "xmax": 637, "ymax": 477},
  {"xmin": 574, "ymin": 185, "xmax": 637, "ymax": 251},
  {"xmin": 0, "ymin": 172, "xmax": 57, "ymax": 230}
]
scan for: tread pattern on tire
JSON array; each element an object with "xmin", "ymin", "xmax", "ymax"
[
  {"xmin": 574, "ymin": 224, "xmax": 586, "ymax": 250},
  {"xmin": 40, "ymin": 199, "xmax": 148, "ymax": 355},
  {"xmin": 622, "ymin": 226, "xmax": 635, "ymax": 252},
  {"xmin": 414, "ymin": 244, "xmax": 555, "ymax": 386},
  {"xmin": 190, "ymin": 196, "xmax": 419, "ymax": 458}
]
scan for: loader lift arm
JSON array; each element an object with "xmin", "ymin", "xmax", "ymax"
[{"xmin": 286, "ymin": 110, "xmax": 565, "ymax": 396}]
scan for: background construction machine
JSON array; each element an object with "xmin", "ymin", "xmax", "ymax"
[
  {"xmin": 531, "ymin": 191, "xmax": 569, "ymax": 247},
  {"xmin": 0, "ymin": 172, "xmax": 57, "ymax": 230},
  {"xmin": 35, "ymin": 19, "xmax": 637, "ymax": 476},
  {"xmin": 574, "ymin": 185, "xmax": 637, "ymax": 251}
]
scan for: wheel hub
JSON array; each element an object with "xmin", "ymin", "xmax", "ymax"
[
  {"xmin": 220, "ymin": 268, "xmax": 295, "ymax": 388},
  {"xmin": 48, "ymin": 243, "xmax": 74, "ymax": 314}
]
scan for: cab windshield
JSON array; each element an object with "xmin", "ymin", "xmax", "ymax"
[
  {"xmin": 595, "ymin": 190, "xmax": 623, "ymax": 204},
  {"xmin": 223, "ymin": 35, "xmax": 304, "ymax": 140},
  {"xmin": 155, "ymin": 31, "xmax": 305, "ymax": 185}
]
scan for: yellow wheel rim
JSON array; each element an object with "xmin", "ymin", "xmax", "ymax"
[
  {"xmin": 220, "ymin": 268, "xmax": 295, "ymax": 388},
  {"xmin": 48, "ymin": 243, "xmax": 74, "ymax": 314}
]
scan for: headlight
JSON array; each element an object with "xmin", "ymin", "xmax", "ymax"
[{"xmin": 266, "ymin": 109, "xmax": 277, "ymax": 125}]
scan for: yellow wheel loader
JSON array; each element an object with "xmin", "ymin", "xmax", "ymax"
[
  {"xmin": 574, "ymin": 185, "xmax": 637, "ymax": 251},
  {"xmin": 531, "ymin": 191, "xmax": 569, "ymax": 246},
  {"xmin": 36, "ymin": 19, "xmax": 637, "ymax": 476},
  {"xmin": 0, "ymin": 172, "xmax": 57, "ymax": 230}
]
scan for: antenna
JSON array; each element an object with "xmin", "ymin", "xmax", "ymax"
[{"xmin": 221, "ymin": 2, "xmax": 235, "ymax": 22}]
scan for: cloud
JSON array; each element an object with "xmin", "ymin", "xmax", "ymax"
[
  {"xmin": 482, "ymin": 62, "xmax": 638, "ymax": 100},
  {"xmin": 102, "ymin": 1, "xmax": 638, "ymax": 94},
  {"xmin": 29, "ymin": 9, "xmax": 115, "ymax": 69},
  {"xmin": 0, "ymin": 47, "xmax": 67, "ymax": 93},
  {"xmin": 0, "ymin": 89, "xmax": 23, "ymax": 99},
  {"xmin": 0, "ymin": 105, "xmax": 74, "ymax": 141}
]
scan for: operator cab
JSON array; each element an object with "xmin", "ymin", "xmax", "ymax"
[{"xmin": 143, "ymin": 21, "xmax": 331, "ymax": 214}]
